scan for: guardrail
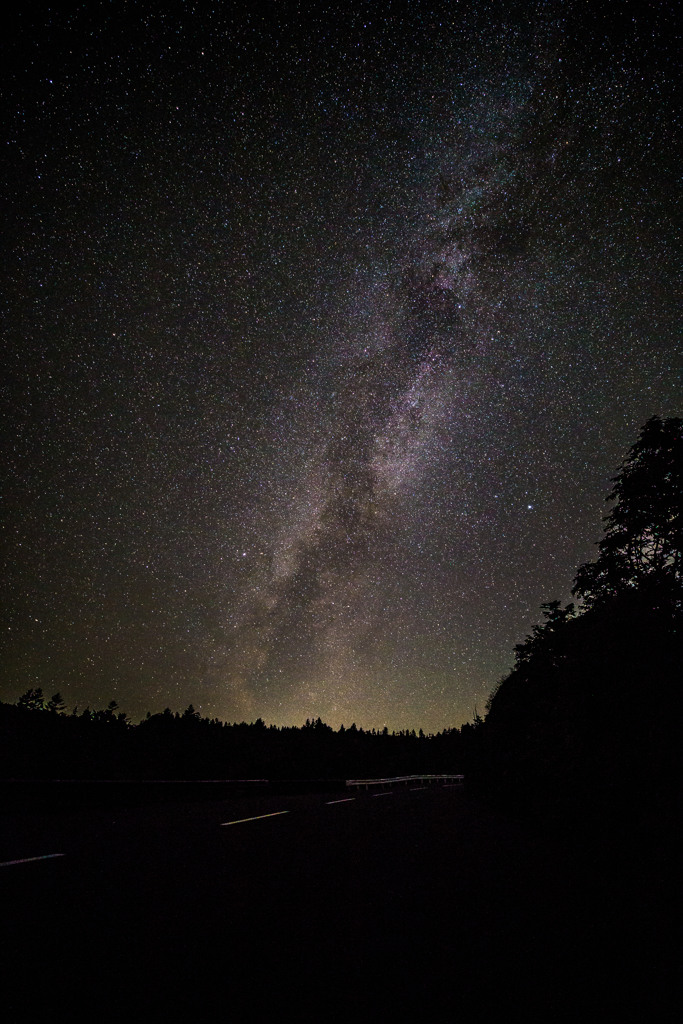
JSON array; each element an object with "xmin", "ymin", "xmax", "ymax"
[
  {"xmin": 0, "ymin": 776, "xmax": 464, "ymax": 813},
  {"xmin": 345, "ymin": 774, "xmax": 464, "ymax": 790}
]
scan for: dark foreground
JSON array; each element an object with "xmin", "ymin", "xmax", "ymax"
[{"xmin": 2, "ymin": 785, "xmax": 677, "ymax": 1021}]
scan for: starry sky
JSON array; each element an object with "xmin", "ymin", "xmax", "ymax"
[{"xmin": 2, "ymin": 2, "xmax": 681, "ymax": 731}]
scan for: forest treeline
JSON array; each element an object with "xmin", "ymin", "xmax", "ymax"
[
  {"xmin": 2, "ymin": 417, "xmax": 681, "ymax": 828},
  {"xmin": 0, "ymin": 697, "xmax": 481, "ymax": 781}
]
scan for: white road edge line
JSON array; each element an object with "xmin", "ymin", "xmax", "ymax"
[
  {"xmin": 372, "ymin": 791, "xmax": 393, "ymax": 797},
  {"xmin": 220, "ymin": 811, "xmax": 290, "ymax": 826},
  {"xmin": 0, "ymin": 853, "xmax": 65, "ymax": 867},
  {"xmin": 325, "ymin": 797, "xmax": 356, "ymax": 804}
]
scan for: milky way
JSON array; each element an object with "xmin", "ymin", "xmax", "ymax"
[{"xmin": 2, "ymin": 4, "xmax": 681, "ymax": 729}]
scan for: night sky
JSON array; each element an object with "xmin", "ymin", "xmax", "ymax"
[{"xmin": 2, "ymin": 3, "xmax": 681, "ymax": 730}]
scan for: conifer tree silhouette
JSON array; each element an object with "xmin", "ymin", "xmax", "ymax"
[
  {"xmin": 17, "ymin": 688, "xmax": 45, "ymax": 711},
  {"xmin": 573, "ymin": 416, "xmax": 682, "ymax": 606}
]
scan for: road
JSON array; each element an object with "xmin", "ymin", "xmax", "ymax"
[{"xmin": 1, "ymin": 785, "xmax": 675, "ymax": 1020}]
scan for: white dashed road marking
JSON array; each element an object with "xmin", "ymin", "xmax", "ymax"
[
  {"xmin": 0, "ymin": 854, "xmax": 65, "ymax": 868},
  {"xmin": 220, "ymin": 811, "xmax": 290, "ymax": 826}
]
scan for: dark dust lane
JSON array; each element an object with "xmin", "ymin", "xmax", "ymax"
[{"xmin": 1, "ymin": 789, "xmax": 672, "ymax": 1019}]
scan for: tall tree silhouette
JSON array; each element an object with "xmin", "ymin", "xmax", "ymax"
[{"xmin": 573, "ymin": 416, "xmax": 683, "ymax": 607}]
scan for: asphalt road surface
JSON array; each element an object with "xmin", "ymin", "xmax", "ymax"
[{"xmin": 1, "ymin": 786, "xmax": 676, "ymax": 1021}]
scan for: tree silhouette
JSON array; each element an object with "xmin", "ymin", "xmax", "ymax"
[
  {"xmin": 17, "ymin": 688, "xmax": 45, "ymax": 711},
  {"xmin": 46, "ymin": 692, "xmax": 67, "ymax": 714},
  {"xmin": 512, "ymin": 601, "xmax": 576, "ymax": 668},
  {"xmin": 481, "ymin": 415, "xmax": 682, "ymax": 824},
  {"xmin": 573, "ymin": 416, "xmax": 683, "ymax": 607}
]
